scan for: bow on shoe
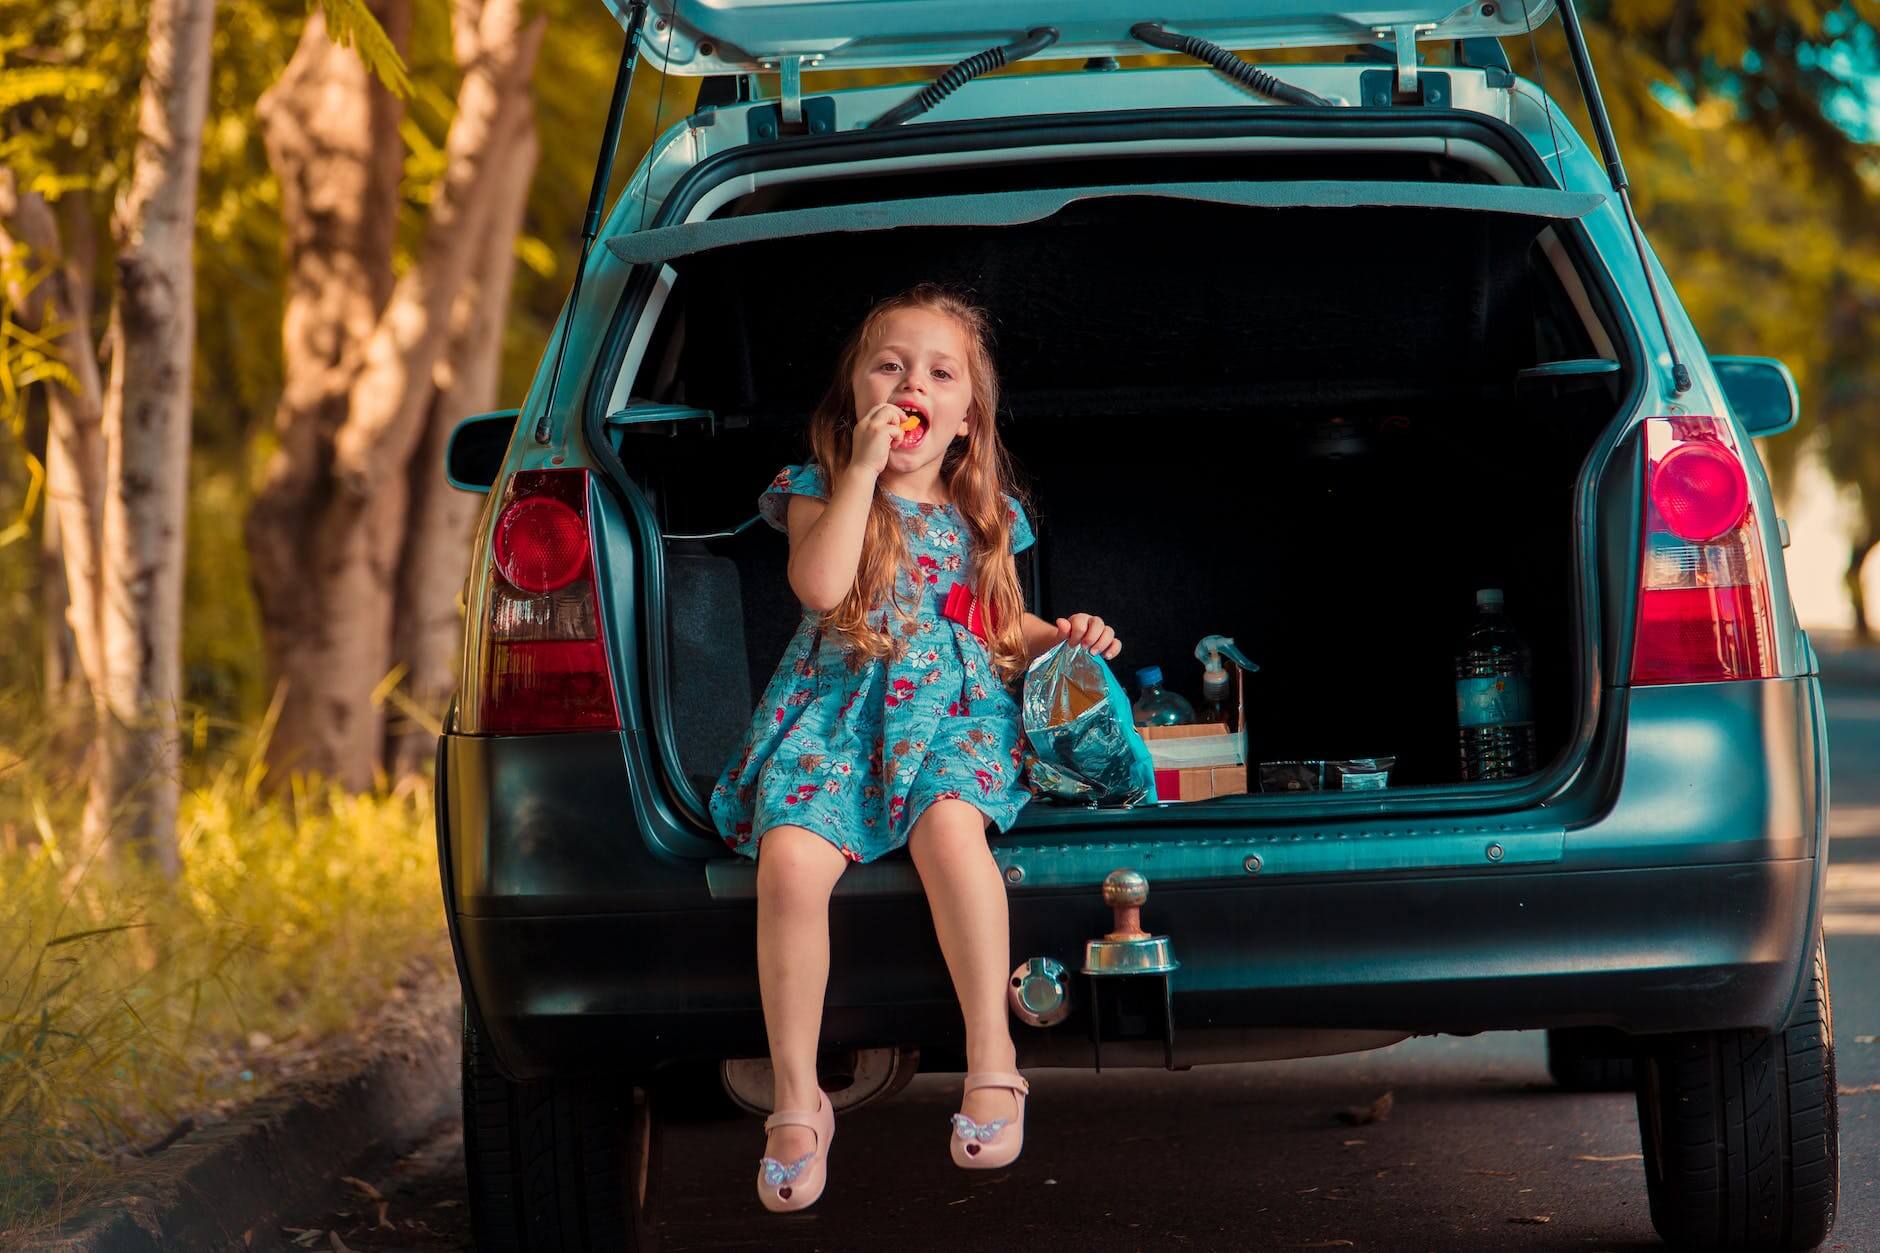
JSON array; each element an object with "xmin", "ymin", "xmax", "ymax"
[
  {"xmin": 949, "ymin": 1112, "xmax": 1009, "ymax": 1143},
  {"xmin": 759, "ymin": 1152, "xmax": 815, "ymax": 1185}
]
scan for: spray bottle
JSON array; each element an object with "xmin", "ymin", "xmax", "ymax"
[{"xmin": 1194, "ymin": 635, "xmax": 1259, "ymax": 726}]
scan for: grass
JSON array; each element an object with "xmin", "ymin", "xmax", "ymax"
[{"xmin": 0, "ymin": 691, "xmax": 451, "ymax": 1235}]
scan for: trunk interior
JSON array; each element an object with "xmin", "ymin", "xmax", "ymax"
[{"xmin": 614, "ymin": 191, "xmax": 1628, "ymax": 813}]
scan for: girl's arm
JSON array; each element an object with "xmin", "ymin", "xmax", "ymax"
[
  {"xmin": 785, "ymin": 405, "xmax": 908, "ymax": 610},
  {"xmin": 783, "ymin": 468, "xmax": 878, "ymax": 611}
]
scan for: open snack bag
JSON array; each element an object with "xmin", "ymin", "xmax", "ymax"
[{"xmin": 1021, "ymin": 642, "xmax": 1158, "ymax": 806}]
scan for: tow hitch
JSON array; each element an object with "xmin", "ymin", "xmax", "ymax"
[{"xmin": 1082, "ymin": 869, "xmax": 1179, "ymax": 1071}]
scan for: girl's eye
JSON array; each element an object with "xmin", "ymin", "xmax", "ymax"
[
  {"xmin": 933, "ymin": 369, "xmax": 953, "ymax": 381},
  {"xmin": 878, "ymin": 361, "xmax": 902, "ymax": 373}
]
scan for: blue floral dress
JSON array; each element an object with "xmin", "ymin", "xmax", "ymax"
[{"xmin": 709, "ymin": 464, "xmax": 1036, "ymax": 863}]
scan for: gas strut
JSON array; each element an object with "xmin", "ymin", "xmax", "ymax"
[
  {"xmin": 869, "ymin": 27, "xmax": 1060, "ymax": 128},
  {"xmin": 1131, "ymin": 22, "xmax": 1329, "ymax": 106},
  {"xmin": 1553, "ymin": 0, "xmax": 1690, "ymax": 394},
  {"xmin": 535, "ymin": 1, "xmax": 649, "ymax": 444}
]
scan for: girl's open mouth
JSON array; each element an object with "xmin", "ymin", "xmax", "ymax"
[{"xmin": 895, "ymin": 403, "xmax": 929, "ymax": 449}]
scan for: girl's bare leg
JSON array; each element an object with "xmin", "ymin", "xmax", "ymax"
[
  {"xmin": 755, "ymin": 825, "xmax": 850, "ymax": 1165},
  {"xmin": 907, "ymin": 799, "xmax": 1021, "ymax": 1128}
]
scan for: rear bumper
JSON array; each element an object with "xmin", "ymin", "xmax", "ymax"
[{"xmin": 438, "ymin": 677, "xmax": 1828, "ymax": 1081}]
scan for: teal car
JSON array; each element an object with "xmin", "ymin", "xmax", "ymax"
[{"xmin": 438, "ymin": 3, "xmax": 1836, "ymax": 1248}]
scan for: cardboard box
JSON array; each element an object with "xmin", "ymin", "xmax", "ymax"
[
  {"xmin": 1153, "ymin": 764, "xmax": 1248, "ymax": 802},
  {"xmin": 1138, "ymin": 663, "xmax": 1249, "ymax": 801}
]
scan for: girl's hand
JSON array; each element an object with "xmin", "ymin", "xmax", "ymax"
[
  {"xmin": 1056, "ymin": 613, "xmax": 1121, "ymax": 660},
  {"xmin": 848, "ymin": 402, "xmax": 912, "ymax": 481}
]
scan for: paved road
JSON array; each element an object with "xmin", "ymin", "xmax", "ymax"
[{"xmin": 282, "ymin": 648, "xmax": 1880, "ymax": 1252}]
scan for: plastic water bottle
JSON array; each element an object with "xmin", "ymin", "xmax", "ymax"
[
  {"xmin": 1455, "ymin": 589, "xmax": 1537, "ymax": 780},
  {"xmin": 1132, "ymin": 666, "xmax": 1195, "ymax": 726}
]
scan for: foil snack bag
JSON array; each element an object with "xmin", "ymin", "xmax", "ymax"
[{"xmin": 1021, "ymin": 642, "xmax": 1158, "ymax": 806}]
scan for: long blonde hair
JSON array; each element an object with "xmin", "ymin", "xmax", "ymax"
[{"xmin": 806, "ymin": 284, "xmax": 1031, "ymax": 686}]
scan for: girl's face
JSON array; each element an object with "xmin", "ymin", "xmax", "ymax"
[{"xmin": 851, "ymin": 307, "xmax": 973, "ymax": 474}]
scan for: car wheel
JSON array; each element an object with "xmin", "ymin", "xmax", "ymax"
[
  {"xmin": 463, "ymin": 1005, "xmax": 662, "ymax": 1252},
  {"xmin": 1545, "ymin": 1027, "xmax": 1637, "ymax": 1092},
  {"xmin": 1634, "ymin": 939, "xmax": 1838, "ymax": 1251}
]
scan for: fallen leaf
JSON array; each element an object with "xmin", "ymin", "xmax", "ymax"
[
  {"xmin": 1855, "ymin": 1035, "xmax": 1876, "ymax": 1044},
  {"xmin": 341, "ymin": 1176, "xmax": 384, "ymax": 1202},
  {"xmin": 1838, "ymin": 1083, "xmax": 1880, "ymax": 1095},
  {"xmin": 1467, "ymin": 1169, "xmax": 1517, "ymax": 1177},
  {"xmin": 1509, "ymin": 1215, "xmax": 1552, "ymax": 1225},
  {"xmin": 1573, "ymin": 1153, "xmax": 1643, "ymax": 1162},
  {"xmin": 329, "ymin": 1234, "xmax": 355, "ymax": 1253},
  {"xmin": 1341, "ymin": 1139, "xmax": 1367, "ymax": 1147},
  {"xmin": 433, "ymin": 1199, "xmax": 462, "ymax": 1208},
  {"xmin": 374, "ymin": 1201, "xmax": 393, "ymax": 1231},
  {"xmin": 1335, "ymin": 1091, "xmax": 1394, "ymax": 1125},
  {"xmin": 283, "ymin": 1231, "xmax": 323, "ymax": 1249},
  {"xmin": 1296, "ymin": 1186, "xmax": 1320, "ymax": 1194}
]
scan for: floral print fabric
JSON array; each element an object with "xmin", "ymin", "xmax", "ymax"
[{"xmin": 709, "ymin": 464, "xmax": 1036, "ymax": 863}]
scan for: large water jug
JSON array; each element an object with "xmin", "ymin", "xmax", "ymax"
[
  {"xmin": 1455, "ymin": 589, "xmax": 1537, "ymax": 780},
  {"xmin": 1131, "ymin": 665, "xmax": 1195, "ymax": 727}
]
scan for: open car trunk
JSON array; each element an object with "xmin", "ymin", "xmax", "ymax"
[{"xmin": 614, "ymin": 189, "xmax": 1631, "ymax": 817}]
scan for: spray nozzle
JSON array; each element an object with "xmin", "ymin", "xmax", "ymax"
[
  {"xmin": 1194, "ymin": 635, "xmax": 1258, "ymax": 677},
  {"xmin": 1194, "ymin": 635, "xmax": 1258, "ymax": 699}
]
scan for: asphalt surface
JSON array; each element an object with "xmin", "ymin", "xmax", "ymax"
[{"xmin": 278, "ymin": 644, "xmax": 1880, "ymax": 1252}]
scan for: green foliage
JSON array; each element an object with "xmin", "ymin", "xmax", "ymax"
[
  {"xmin": 0, "ymin": 695, "xmax": 448, "ymax": 1235},
  {"xmin": 1512, "ymin": 7, "xmax": 1880, "ymax": 512},
  {"xmin": 315, "ymin": 0, "xmax": 411, "ymax": 97}
]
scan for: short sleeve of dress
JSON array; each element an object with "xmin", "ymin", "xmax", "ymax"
[
  {"xmin": 1006, "ymin": 494, "xmax": 1035, "ymax": 555},
  {"xmin": 757, "ymin": 464, "xmax": 830, "ymax": 533}
]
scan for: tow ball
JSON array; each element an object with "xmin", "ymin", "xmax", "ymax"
[{"xmin": 1084, "ymin": 868, "xmax": 1180, "ymax": 1070}]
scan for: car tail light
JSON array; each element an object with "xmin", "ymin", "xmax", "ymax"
[
  {"xmin": 1631, "ymin": 416, "xmax": 1773, "ymax": 685},
  {"xmin": 480, "ymin": 469, "xmax": 622, "ymax": 732}
]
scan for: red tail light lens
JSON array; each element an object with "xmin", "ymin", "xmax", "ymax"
[
  {"xmin": 479, "ymin": 469, "xmax": 621, "ymax": 733},
  {"xmin": 495, "ymin": 497, "xmax": 590, "ymax": 593},
  {"xmin": 1631, "ymin": 417, "xmax": 1773, "ymax": 685},
  {"xmin": 1649, "ymin": 441, "xmax": 1749, "ymax": 542}
]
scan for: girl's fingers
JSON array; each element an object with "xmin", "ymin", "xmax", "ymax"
[{"xmin": 1103, "ymin": 639, "xmax": 1122, "ymax": 659}]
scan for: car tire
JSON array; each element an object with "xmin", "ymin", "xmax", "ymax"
[
  {"xmin": 1546, "ymin": 1028, "xmax": 1637, "ymax": 1092},
  {"xmin": 463, "ymin": 1005, "xmax": 662, "ymax": 1252},
  {"xmin": 1634, "ymin": 939, "xmax": 1838, "ymax": 1252}
]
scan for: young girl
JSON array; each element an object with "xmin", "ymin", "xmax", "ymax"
[{"xmin": 709, "ymin": 284, "xmax": 1122, "ymax": 1212}]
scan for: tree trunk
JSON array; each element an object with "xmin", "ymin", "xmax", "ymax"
[
  {"xmin": 0, "ymin": 181, "xmax": 108, "ymax": 714},
  {"xmin": 248, "ymin": 0, "xmax": 543, "ymax": 789},
  {"xmin": 387, "ymin": 110, "xmax": 539, "ymax": 781},
  {"xmin": 82, "ymin": 0, "xmax": 217, "ymax": 876},
  {"xmin": 1849, "ymin": 532, "xmax": 1877, "ymax": 639},
  {"xmin": 246, "ymin": 1, "xmax": 411, "ymax": 786}
]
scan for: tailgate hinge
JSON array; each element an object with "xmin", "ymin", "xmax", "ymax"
[
  {"xmin": 750, "ymin": 54, "xmax": 835, "ymax": 141},
  {"xmin": 1361, "ymin": 23, "xmax": 1449, "ymax": 107}
]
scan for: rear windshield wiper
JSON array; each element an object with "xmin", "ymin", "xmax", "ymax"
[
  {"xmin": 1131, "ymin": 22, "xmax": 1331, "ymax": 107},
  {"xmin": 869, "ymin": 27, "xmax": 1061, "ymax": 128}
]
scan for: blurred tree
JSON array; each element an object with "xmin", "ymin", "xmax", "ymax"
[
  {"xmin": 246, "ymin": 0, "xmax": 545, "ymax": 788},
  {"xmin": 1523, "ymin": 1, "xmax": 1880, "ymax": 626},
  {"xmin": 1, "ymin": 0, "xmax": 217, "ymax": 874}
]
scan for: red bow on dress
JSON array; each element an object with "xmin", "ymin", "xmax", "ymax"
[{"xmin": 941, "ymin": 582, "xmax": 996, "ymax": 640}]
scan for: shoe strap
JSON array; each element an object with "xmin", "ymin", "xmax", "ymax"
[
  {"xmin": 962, "ymin": 1070, "xmax": 1029, "ymax": 1097},
  {"xmin": 764, "ymin": 1091, "xmax": 828, "ymax": 1134},
  {"xmin": 763, "ymin": 1109, "xmax": 822, "ymax": 1133}
]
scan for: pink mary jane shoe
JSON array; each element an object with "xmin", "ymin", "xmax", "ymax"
[
  {"xmin": 756, "ymin": 1088, "xmax": 834, "ymax": 1212},
  {"xmin": 949, "ymin": 1071, "xmax": 1030, "ymax": 1169}
]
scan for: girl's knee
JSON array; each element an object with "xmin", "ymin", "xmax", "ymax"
[
  {"xmin": 908, "ymin": 800, "xmax": 992, "ymax": 861},
  {"xmin": 755, "ymin": 825, "xmax": 848, "ymax": 894}
]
